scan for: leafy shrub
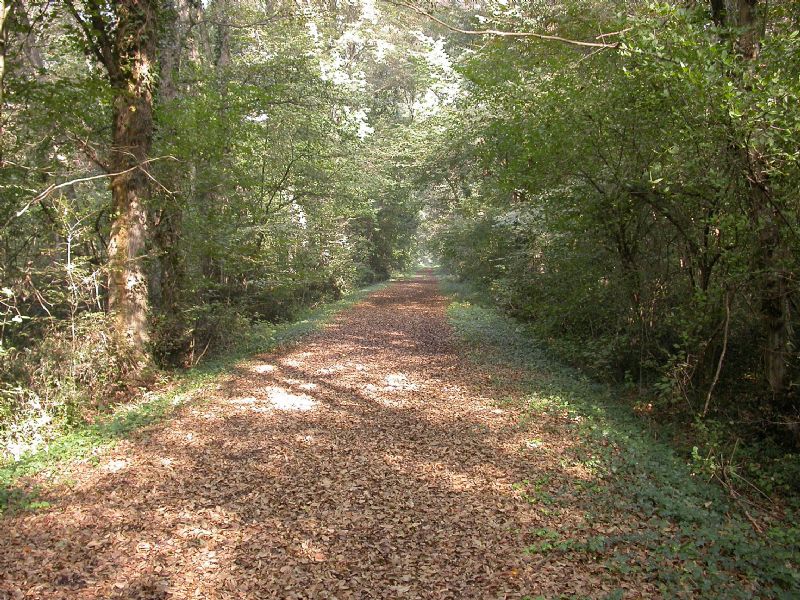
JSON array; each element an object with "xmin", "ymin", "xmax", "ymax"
[
  {"xmin": 1, "ymin": 312, "xmax": 140, "ymax": 460},
  {"xmin": 185, "ymin": 302, "xmax": 252, "ymax": 362}
]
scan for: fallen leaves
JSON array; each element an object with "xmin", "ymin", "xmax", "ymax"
[{"xmin": 0, "ymin": 274, "xmax": 656, "ymax": 599}]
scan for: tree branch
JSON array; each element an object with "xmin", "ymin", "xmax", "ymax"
[
  {"xmin": 63, "ymin": 0, "xmax": 118, "ymax": 79},
  {"xmin": 703, "ymin": 289, "xmax": 732, "ymax": 417},
  {"xmin": 7, "ymin": 156, "xmax": 178, "ymax": 226},
  {"xmin": 385, "ymin": 1, "xmax": 621, "ymax": 50}
]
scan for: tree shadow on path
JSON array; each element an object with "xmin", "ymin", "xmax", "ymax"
[{"xmin": 0, "ymin": 275, "xmax": 653, "ymax": 599}]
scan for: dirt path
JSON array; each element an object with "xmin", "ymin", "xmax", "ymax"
[{"xmin": 0, "ymin": 274, "xmax": 638, "ymax": 599}]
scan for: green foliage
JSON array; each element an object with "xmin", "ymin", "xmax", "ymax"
[
  {"xmin": 446, "ymin": 292, "xmax": 800, "ymax": 597},
  {"xmin": 1, "ymin": 312, "xmax": 142, "ymax": 460},
  {"xmin": 421, "ymin": 0, "xmax": 800, "ymax": 478},
  {"xmin": 1, "ymin": 0, "xmax": 429, "ymax": 455}
]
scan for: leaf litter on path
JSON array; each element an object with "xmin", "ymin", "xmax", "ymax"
[{"xmin": 0, "ymin": 273, "xmax": 654, "ymax": 599}]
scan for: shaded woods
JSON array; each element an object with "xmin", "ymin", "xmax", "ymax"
[
  {"xmin": 420, "ymin": 0, "xmax": 800, "ymax": 501},
  {"xmin": 1, "ymin": 0, "xmax": 423, "ymax": 455},
  {"xmin": 1, "ymin": 0, "xmax": 800, "ymax": 594}
]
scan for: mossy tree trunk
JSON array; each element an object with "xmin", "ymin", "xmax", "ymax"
[{"xmin": 66, "ymin": 0, "xmax": 160, "ymax": 368}]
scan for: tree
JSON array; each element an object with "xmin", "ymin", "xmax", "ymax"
[
  {"xmin": 0, "ymin": 0, "xmax": 436, "ymax": 455},
  {"xmin": 709, "ymin": 0, "xmax": 792, "ymax": 398},
  {"xmin": 65, "ymin": 0, "xmax": 161, "ymax": 367},
  {"xmin": 421, "ymin": 0, "xmax": 800, "ymax": 440}
]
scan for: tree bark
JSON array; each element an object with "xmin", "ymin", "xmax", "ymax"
[
  {"xmin": 151, "ymin": 0, "xmax": 200, "ymax": 364},
  {"xmin": 64, "ymin": 0, "xmax": 161, "ymax": 366},
  {"xmin": 0, "ymin": 0, "xmax": 11, "ymax": 166},
  {"xmin": 105, "ymin": 1, "xmax": 159, "ymax": 366}
]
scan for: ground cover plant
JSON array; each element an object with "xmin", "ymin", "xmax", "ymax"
[
  {"xmin": 445, "ymin": 278, "xmax": 800, "ymax": 597},
  {"xmin": 2, "ymin": 0, "xmax": 800, "ymax": 596}
]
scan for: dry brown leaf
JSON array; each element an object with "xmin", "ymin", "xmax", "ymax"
[{"xmin": 0, "ymin": 274, "xmax": 656, "ymax": 599}]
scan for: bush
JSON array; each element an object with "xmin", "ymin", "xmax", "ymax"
[
  {"xmin": 185, "ymin": 302, "xmax": 252, "ymax": 363},
  {"xmin": 1, "ymin": 312, "xmax": 141, "ymax": 460}
]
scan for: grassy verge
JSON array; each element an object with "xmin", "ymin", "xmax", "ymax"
[
  {"xmin": 442, "ymin": 280, "xmax": 800, "ymax": 598},
  {"xmin": 0, "ymin": 279, "xmax": 390, "ymax": 515}
]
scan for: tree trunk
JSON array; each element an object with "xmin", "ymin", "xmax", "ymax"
[
  {"xmin": 0, "ymin": 0, "xmax": 11, "ymax": 166},
  {"xmin": 149, "ymin": 0, "xmax": 204, "ymax": 365},
  {"xmin": 734, "ymin": 0, "xmax": 764, "ymax": 60},
  {"xmin": 8, "ymin": 2, "xmax": 44, "ymax": 73},
  {"xmin": 710, "ymin": 0, "xmax": 794, "ymax": 398},
  {"xmin": 106, "ymin": 0, "xmax": 158, "ymax": 367},
  {"xmin": 747, "ymin": 168, "xmax": 793, "ymax": 397},
  {"xmin": 731, "ymin": 0, "xmax": 793, "ymax": 396}
]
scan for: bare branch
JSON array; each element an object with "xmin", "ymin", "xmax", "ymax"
[
  {"xmin": 7, "ymin": 156, "xmax": 179, "ymax": 226},
  {"xmin": 703, "ymin": 289, "xmax": 732, "ymax": 417},
  {"xmin": 385, "ymin": 1, "xmax": 620, "ymax": 50},
  {"xmin": 65, "ymin": 132, "xmax": 111, "ymax": 173}
]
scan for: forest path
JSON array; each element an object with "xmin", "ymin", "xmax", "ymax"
[{"xmin": 1, "ymin": 273, "xmax": 645, "ymax": 599}]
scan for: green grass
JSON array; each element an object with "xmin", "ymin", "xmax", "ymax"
[
  {"xmin": 0, "ymin": 280, "xmax": 389, "ymax": 515},
  {"xmin": 443, "ymin": 283, "xmax": 800, "ymax": 599}
]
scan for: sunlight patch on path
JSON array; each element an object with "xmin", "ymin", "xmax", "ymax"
[
  {"xmin": 282, "ymin": 377, "xmax": 318, "ymax": 391},
  {"xmin": 266, "ymin": 386, "xmax": 317, "ymax": 411},
  {"xmin": 230, "ymin": 396, "xmax": 258, "ymax": 405},
  {"xmin": 103, "ymin": 458, "xmax": 128, "ymax": 473},
  {"xmin": 384, "ymin": 372, "xmax": 419, "ymax": 391},
  {"xmin": 228, "ymin": 396, "xmax": 272, "ymax": 414},
  {"xmin": 316, "ymin": 364, "xmax": 347, "ymax": 376}
]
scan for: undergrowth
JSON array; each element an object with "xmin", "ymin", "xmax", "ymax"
[
  {"xmin": 440, "ymin": 277, "xmax": 800, "ymax": 507},
  {"xmin": 443, "ymin": 279, "xmax": 800, "ymax": 598},
  {"xmin": 0, "ymin": 280, "xmax": 389, "ymax": 515}
]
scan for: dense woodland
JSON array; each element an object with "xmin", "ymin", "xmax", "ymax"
[{"xmin": 2, "ymin": 0, "xmax": 800, "ymax": 507}]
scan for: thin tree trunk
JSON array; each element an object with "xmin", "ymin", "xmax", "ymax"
[
  {"xmin": 154, "ymin": 0, "xmax": 192, "ymax": 313},
  {"xmin": 9, "ymin": 2, "xmax": 44, "ymax": 72},
  {"xmin": 750, "ymin": 182, "xmax": 793, "ymax": 396},
  {"xmin": 732, "ymin": 0, "xmax": 793, "ymax": 397},
  {"xmin": 151, "ymin": 0, "xmax": 198, "ymax": 364},
  {"xmin": 0, "ymin": 0, "xmax": 11, "ymax": 166},
  {"xmin": 711, "ymin": 0, "xmax": 793, "ymax": 399},
  {"xmin": 198, "ymin": 0, "xmax": 232, "ymax": 293}
]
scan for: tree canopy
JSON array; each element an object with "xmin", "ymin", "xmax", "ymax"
[{"xmin": 2, "ymin": 0, "xmax": 800, "ymax": 536}]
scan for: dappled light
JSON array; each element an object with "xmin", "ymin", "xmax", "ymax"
[
  {"xmin": 229, "ymin": 396, "xmax": 258, "ymax": 406},
  {"xmin": 315, "ymin": 364, "xmax": 347, "ymax": 376},
  {"xmin": 102, "ymin": 458, "xmax": 129, "ymax": 474},
  {"xmin": 2, "ymin": 273, "xmax": 795, "ymax": 597},
  {"xmin": 384, "ymin": 372, "xmax": 418, "ymax": 391},
  {"xmin": 265, "ymin": 387, "xmax": 317, "ymax": 412},
  {"xmin": 2, "ymin": 0, "xmax": 799, "ymax": 595},
  {"xmin": 0, "ymin": 274, "xmax": 621, "ymax": 598}
]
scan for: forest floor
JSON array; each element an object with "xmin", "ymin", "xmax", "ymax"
[{"xmin": 0, "ymin": 273, "xmax": 793, "ymax": 599}]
